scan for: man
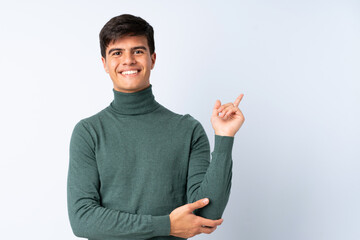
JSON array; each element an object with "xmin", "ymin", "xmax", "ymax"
[{"xmin": 67, "ymin": 14, "xmax": 245, "ymax": 240}]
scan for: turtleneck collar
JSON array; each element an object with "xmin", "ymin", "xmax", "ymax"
[{"xmin": 109, "ymin": 84, "xmax": 161, "ymax": 115}]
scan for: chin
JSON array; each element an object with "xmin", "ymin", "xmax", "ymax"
[{"xmin": 114, "ymin": 81, "xmax": 149, "ymax": 92}]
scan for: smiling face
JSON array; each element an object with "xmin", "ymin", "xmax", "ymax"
[{"xmin": 101, "ymin": 35, "xmax": 156, "ymax": 93}]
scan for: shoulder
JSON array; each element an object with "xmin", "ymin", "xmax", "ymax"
[
  {"xmin": 159, "ymin": 105, "xmax": 203, "ymax": 127},
  {"xmin": 154, "ymin": 105, "xmax": 207, "ymax": 140},
  {"xmin": 71, "ymin": 108, "xmax": 107, "ymax": 133},
  {"xmin": 179, "ymin": 113, "xmax": 207, "ymax": 140},
  {"xmin": 181, "ymin": 113, "xmax": 203, "ymax": 128}
]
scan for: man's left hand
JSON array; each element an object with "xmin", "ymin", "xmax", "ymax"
[{"xmin": 211, "ymin": 94, "xmax": 245, "ymax": 137}]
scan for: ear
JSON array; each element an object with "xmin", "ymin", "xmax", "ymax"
[
  {"xmin": 101, "ymin": 57, "xmax": 109, "ymax": 73},
  {"xmin": 150, "ymin": 52, "xmax": 156, "ymax": 70}
]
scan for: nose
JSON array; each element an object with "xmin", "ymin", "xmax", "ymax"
[{"xmin": 122, "ymin": 51, "xmax": 136, "ymax": 65}]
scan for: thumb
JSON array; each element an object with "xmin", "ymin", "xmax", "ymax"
[
  {"xmin": 188, "ymin": 198, "xmax": 209, "ymax": 212},
  {"xmin": 212, "ymin": 100, "xmax": 221, "ymax": 117}
]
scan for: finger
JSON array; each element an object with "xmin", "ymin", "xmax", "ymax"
[
  {"xmin": 217, "ymin": 103, "xmax": 234, "ymax": 115},
  {"xmin": 199, "ymin": 217, "xmax": 223, "ymax": 228},
  {"xmin": 221, "ymin": 105, "xmax": 237, "ymax": 118},
  {"xmin": 212, "ymin": 100, "xmax": 221, "ymax": 117},
  {"xmin": 200, "ymin": 225, "xmax": 217, "ymax": 234},
  {"xmin": 188, "ymin": 198, "xmax": 209, "ymax": 212},
  {"xmin": 227, "ymin": 105, "xmax": 243, "ymax": 116},
  {"xmin": 233, "ymin": 94, "xmax": 244, "ymax": 107},
  {"xmin": 219, "ymin": 109, "xmax": 229, "ymax": 119},
  {"xmin": 218, "ymin": 102, "xmax": 233, "ymax": 111}
]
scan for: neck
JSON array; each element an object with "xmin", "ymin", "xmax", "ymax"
[{"xmin": 109, "ymin": 84, "xmax": 160, "ymax": 115}]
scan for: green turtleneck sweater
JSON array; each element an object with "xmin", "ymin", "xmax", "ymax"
[{"xmin": 67, "ymin": 84, "xmax": 234, "ymax": 240}]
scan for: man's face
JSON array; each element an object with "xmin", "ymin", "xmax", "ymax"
[{"xmin": 101, "ymin": 35, "xmax": 156, "ymax": 93}]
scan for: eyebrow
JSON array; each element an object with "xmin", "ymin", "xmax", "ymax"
[{"xmin": 108, "ymin": 46, "xmax": 147, "ymax": 55}]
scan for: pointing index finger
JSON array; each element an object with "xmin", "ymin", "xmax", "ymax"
[{"xmin": 233, "ymin": 94, "xmax": 244, "ymax": 107}]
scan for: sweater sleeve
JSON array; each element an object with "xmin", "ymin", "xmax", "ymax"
[
  {"xmin": 67, "ymin": 120, "xmax": 170, "ymax": 239},
  {"xmin": 186, "ymin": 119, "xmax": 234, "ymax": 220}
]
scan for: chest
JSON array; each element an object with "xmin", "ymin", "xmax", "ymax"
[{"xmin": 94, "ymin": 119, "xmax": 191, "ymax": 186}]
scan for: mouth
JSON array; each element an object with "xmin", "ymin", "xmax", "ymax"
[{"xmin": 120, "ymin": 69, "xmax": 140, "ymax": 76}]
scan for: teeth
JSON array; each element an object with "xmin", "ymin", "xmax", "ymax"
[{"xmin": 122, "ymin": 70, "xmax": 138, "ymax": 75}]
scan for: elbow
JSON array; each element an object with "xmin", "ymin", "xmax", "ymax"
[
  {"xmin": 68, "ymin": 202, "xmax": 103, "ymax": 239},
  {"xmin": 194, "ymin": 206, "xmax": 224, "ymax": 220},
  {"xmin": 69, "ymin": 213, "xmax": 88, "ymax": 238},
  {"xmin": 68, "ymin": 204, "xmax": 94, "ymax": 238},
  {"xmin": 194, "ymin": 195, "xmax": 229, "ymax": 220},
  {"xmin": 67, "ymin": 194, "xmax": 97, "ymax": 238},
  {"xmin": 72, "ymin": 227, "xmax": 85, "ymax": 238}
]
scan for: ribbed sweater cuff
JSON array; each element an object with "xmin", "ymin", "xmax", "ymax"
[
  {"xmin": 152, "ymin": 215, "xmax": 171, "ymax": 236},
  {"xmin": 214, "ymin": 135, "xmax": 234, "ymax": 153}
]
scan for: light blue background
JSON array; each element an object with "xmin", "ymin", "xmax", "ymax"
[{"xmin": 0, "ymin": 0, "xmax": 359, "ymax": 239}]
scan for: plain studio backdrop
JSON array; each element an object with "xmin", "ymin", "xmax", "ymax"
[{"xmin": 0, "ymin": 0, "xmax": 359, "ymax": 239}]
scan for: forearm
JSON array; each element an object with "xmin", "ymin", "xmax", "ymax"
[
  {"xmin": 67, "ymin": 182, "xmax": 170, "ymax": 239},
  {"xmin": 187, "ymin": 135, "xmax": 234, "ymax": 220}
]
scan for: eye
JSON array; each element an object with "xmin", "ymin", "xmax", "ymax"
[
  {"xmin": 112, "ymin": 51, "xmax": 121, "ymax": 56},
  {"xmin": 134, "ymin": 50, "xmax": 144, "ymax": 54}
]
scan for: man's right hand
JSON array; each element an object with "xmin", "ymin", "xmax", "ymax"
[{"xmin": 169, "ymin": 198, "xmax": 223, "ymax": 238}]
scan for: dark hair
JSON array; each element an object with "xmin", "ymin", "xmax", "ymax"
[{"xmin": 99, "ymin": 14, "xmax": 155, "ymax": 59}]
